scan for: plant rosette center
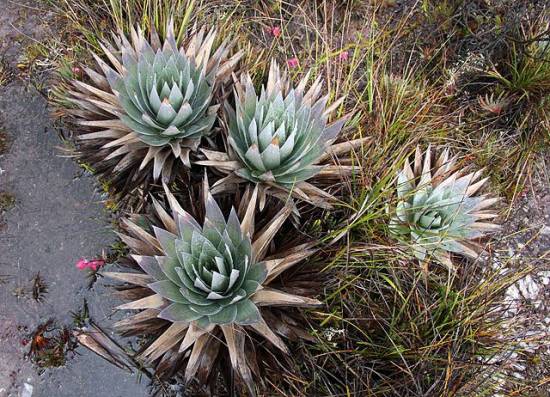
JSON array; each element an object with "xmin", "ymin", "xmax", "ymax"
[
  {"xmin": 114, "ymin": 42, "xmax": 215, "ymax": 148},
  {"xmin": 225, "ymin": 62, "xmax": 348, "ymax": 188},
  {"xmin": 149, "ymin": 196, "xmax": 267, "ymax": 327}
]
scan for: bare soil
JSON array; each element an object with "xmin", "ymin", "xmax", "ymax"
[{"xmin": 0, "ymin": 1, "xmax": 148, "ymax": 396}]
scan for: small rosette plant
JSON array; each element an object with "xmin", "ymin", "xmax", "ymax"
[{"xmin": 389, "ymin": 146, "xmax": 500, "ymax": 268}]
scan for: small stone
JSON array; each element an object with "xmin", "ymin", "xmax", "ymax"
[
  {"xmin": 22, "ymin": 383, "xmax": 33, "ymax": 397},
  {"xmin": 506, "ymin": 284, "xmax": 520, "ymax": 300},
  {"xmin": 540, "ymin": 225, "xmax": 550, "ymax": 235}
]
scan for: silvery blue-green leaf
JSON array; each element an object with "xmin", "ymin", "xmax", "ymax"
[
  {"xmin": 159, "ymin": 303, "xmax": 203, "ymax": 322},
  {"xmin": 141, "ymin": 113, "xmax": 163, "ymax": 129},
  {"xmin": 211, "ymin": 271, "xmax": 229, "ymax": 292},
  {"xmin": 179, "ymin": 286, "xmax": 211, "ymax": 306},
  {"xmin": 153, "ymin": 226, "xmax": 178, "ymax": 257},
  {"xmin": 258, "ymin": 121, "xmax": 275, "ymax": 151},
  {"xmin": 261, "ymin": 143, "xmax": 281, "ymax": 169},
  {"xmin": 274, "ymin": 166, "xmax": 325, "ymax": 186},
  {"xmin": 175, "ymin": 211, "xmax": 201, "ymax": 238},
  {"xmin": 157, "ymin": 101, "xmax": 177, "ymax": 124},
  {"xmin": 226, "ymin": 208, "xmax": 243, "ymax": 245},
  {"xmin": 246, "ymin": 262, "xmax": 268, "ymax": 285},
  {"xmin": 242, "ymin": 280, "xmax": 261, "ymax": 295},
  {"xmin": 136, "ymin": 255, "xmax": 167, "ymax": 281},
  {"xmin": 397, "ymin": 171, "xmax": 413, "ymax": 199},
  {"xmin": 244, "ymin": 145, "xmax": 266, "ymax": 171},
  {"xmin": 188, "ymin": 302, "xmax": 223, "ymax": 315},
  {"xmin": 278, "ymin": 131, "xmax": 295, "ymax": 161},
  {"xmin": 207, "ymin": 305, "xmax": 238, "ymax": 324},
  {"xmin": 156, "ymin": 255, "xmax": 183, "ymax": 286},
  {"xmin": 149, "ymin": 84, "xmax": 162, "ymax": 113},
  {"xmin": 227, "ymin": 269, "xmax": 240, "ymax": 291},
  {"xmin": 205, "ymin": 193, "xmax": 226, "ymax": 232},
  {"xmin": 175, "ymin": 266, "xmax": 201, "ymax": 293},
  {"xmin": 149, "ymin": 280, "xmax": 189, "ymax": 303},
  {"xmin": 234, "ymin": 299, "xmax": 261, "ymax": 325},
  {"xmin": 170, "ymin": 103, "xmax": 193, "ymax": 125}
]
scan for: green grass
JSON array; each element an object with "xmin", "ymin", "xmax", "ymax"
[
  {"xmin": 292, "ymin": 235, "xmax": 533, "ymax": 396},
  {"xmin": 488, "ymin": 41, "xmax": 550, "ymax": 102}
]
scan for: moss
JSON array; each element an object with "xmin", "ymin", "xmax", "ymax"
[
  {"xmin": 27, "ymin": 320, "xmax": 77, "ymax": 368},
  {"xmin": 0, "ymin": 192, "xmax": 15, "ymax": 211},
  {"xmin": 0, "ymin": 130, "xmax": 8, "ymax": 154},
  {"xmin": 0, "ymin": 59, "xmax": 10, "ymax": 86}
]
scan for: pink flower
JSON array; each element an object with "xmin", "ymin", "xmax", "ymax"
[
  {"xmin": 270, "ymin": 26, "xmax": 281, "ymax": 38},
  {"xmin": 338, "ymin": 51, "xmax": 349, "ymax": 61},
  {"xmin": 287, "ymin": 57, "xmax": 299, "ymax": 68},
  {"xmin": 88, "ymin": 259, "xmax": 105, "ymax": 271},
  {"xmin": 76, "ymin": 258, "xmax": 105, "ymax": 271},
  {"xmin": 76, "ymin": 258, "xmax": 88, "ymax": 270},
  {"xmin": 71, "ymin": 66, "xmax": 82, "ymax": 77}
]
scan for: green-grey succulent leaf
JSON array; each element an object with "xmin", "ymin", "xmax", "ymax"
[
  {"xmin": 156, "ymin": 256, "xmax": 183, "ymax": 286},
  {"xmin": 135, "ymin": 255, "xmax": 167, "ymax": 281},
  {"xmin": 153, "ymin": 226, "xmax": 178, "ymax": 257},
  {"xmin": 234, "ymin": 299, "xmax": 261, "ymax": 325},
  {"xmin": 149, "ymin": 280, "xmax": 189, "ymax": 303},
  {"xmin": 208, "ymin": 305, "xmax": 238, "ymax": 324},
  {"xmin": 159, "ymin": 303, "xmax": 202, "ymax": 322},
  {"xmin": 148, "ymin": 194, "xmax": 265, "ymax": 326}
]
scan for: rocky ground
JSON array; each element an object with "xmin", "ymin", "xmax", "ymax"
[
  {"xmin": 495, "ymin": 165, "xmax": 550, "ymax": 394},
  {"xmin": 0, "ymin": 1, "xmax": 148, "ymax": 396}
]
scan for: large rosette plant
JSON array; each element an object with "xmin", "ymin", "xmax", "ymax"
[
  {"xmin": 58, "ymin": 21, "xmax": 241, "ymax": 197},
  {"xmin": 198, "ymin": 60, "xmax": 368, "ymax": 209},
  {"xmin": 105, "ymin": 179, "xmax": 321, "ymax": 394}
]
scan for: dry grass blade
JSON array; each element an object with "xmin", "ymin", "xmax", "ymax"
[{"xmin": 74, "ymin": 323, "xmax": 134, "ymax": 372}]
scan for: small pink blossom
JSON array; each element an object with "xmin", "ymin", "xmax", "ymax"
[
  {"xmin": 76, "ymin": 258, "xmax": 105, "ymax": 271},
  {"xmin": 270, "ymin": 26, "xmax": 281, "ymax": 38},
  {"xmin": 76, "ymin": 258, "xmax": 88, "ymax": 270},
  {"xmin": 287, "ymin": 57, "xmax": 299, "ymax": 68},
  {"xmin": 71, "ymin": 66, "xmax": 82, "ymax": 77},
  {"xmin": 88, "ymin": 259, "xmax": 105, "ymax": 271},
  {"xmin": 338, "ymin": 51, "xmax": 349, "ymax": 61}
]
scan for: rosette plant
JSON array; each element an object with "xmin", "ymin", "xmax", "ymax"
[
  {"xmin": 105, "ymin": 180, "xmax": 321, "ymax": 394},
  {"xmin": 389, "ymin": 146, "xmax": 500, "ymax": 268},
  {"xmin": 198, "ymin": 60, "xmax": 368, "ymax": 208},
  {"xmin": 58, "ymin": 21, "xmax": 241, "ymax": 197}
]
